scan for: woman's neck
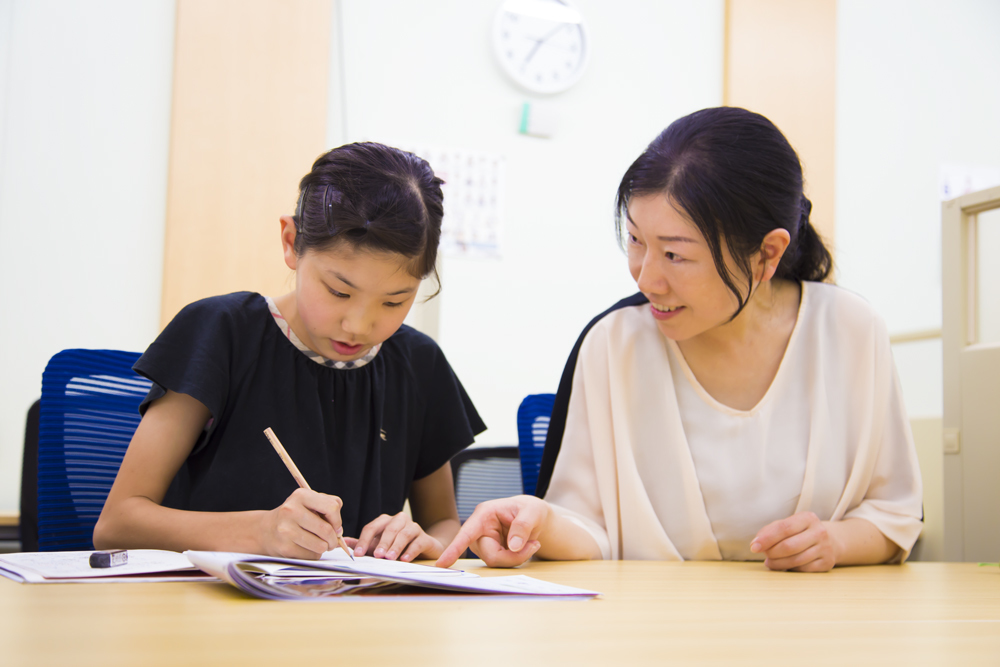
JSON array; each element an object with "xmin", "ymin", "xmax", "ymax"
[
  {"xmin": 676, "ymin": 279, "xmax": 802, "ymax": 411},
  {"xmin": 682, "ymin": 279, "xmax": 798, "ymax": 353}
]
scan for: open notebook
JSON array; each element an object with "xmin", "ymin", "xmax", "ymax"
[{"xmin": 185, "ymin": 550, "xmax": 600, "ymax": 599}]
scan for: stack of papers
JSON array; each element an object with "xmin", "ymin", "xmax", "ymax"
[
  {"xmin": 185, "ymin": 550, "xmax": 600, "ymax": 599},
  {"xmin": 0, "ymin": 550, "xmax": 214, "ymax": 583}
]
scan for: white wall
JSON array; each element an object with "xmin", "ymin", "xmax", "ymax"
[
  {"xmin": 835, "ymin": 0, "xmax": 1000, "ymax": 418},
  {"xmin": 0, "ymin": 0, "xmax": 175, "ymax": 509},
  {"xmin": 335, "ymin": 0, "xmax": 725, "ymax": 446},
  {"xmin": 4, "ymin": 0, "xmax": 996, "ymax": 512}
]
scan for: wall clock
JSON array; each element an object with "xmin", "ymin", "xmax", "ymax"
[{"xmin": 492, "ymin": 0, "xmax": 590, "ymax": 94}]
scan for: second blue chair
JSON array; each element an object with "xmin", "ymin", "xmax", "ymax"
[{"xmin": 516, "ymin": 393, "xmax": 555, "ymax": 497}]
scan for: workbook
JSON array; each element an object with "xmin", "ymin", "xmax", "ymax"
[{"xmin": 185, "ymin": 550, "xmax": 600, "ymax": 599}]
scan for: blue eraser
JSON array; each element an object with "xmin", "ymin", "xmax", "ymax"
[{"xmin": 89, "ymin": 549, "xmax": 128, "ymax": 568}]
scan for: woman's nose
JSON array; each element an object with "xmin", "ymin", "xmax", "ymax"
[{"xmin": 636, "ymin": 254, "xmax": 666, "ymax": 295}]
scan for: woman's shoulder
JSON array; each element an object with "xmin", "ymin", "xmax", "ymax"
[
  {"xmin": 578, "ymin": 293, "xmax": 651, "ymax": 339},
  {"xmin": 801, "ymin": 281, "xmax": 889, "ymax": 345}
]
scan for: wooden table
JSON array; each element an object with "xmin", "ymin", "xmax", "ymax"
[{"xmin": 1, "ymin": 560, "xmax": 998, "ymax": 665}]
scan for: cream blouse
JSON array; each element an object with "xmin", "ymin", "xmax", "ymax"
[{"xmin": 545, "ymin": 282, "xmax": 923, "ymax": 562}]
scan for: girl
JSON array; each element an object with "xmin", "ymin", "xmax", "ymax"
[
  {"xmin": 95, "ymin": 142, "xmax": 485, "ymax": 562},
  {"xmin": 438, "ymin": 107, "xmax": 922, "ymax": 572}
]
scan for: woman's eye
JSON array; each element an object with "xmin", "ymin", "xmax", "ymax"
[
  {"xmin": 628, "ymin": 233, "xmax": 639, "ymax": 244},
  {"xmin": 384, "ymin": 301, "xmax": 404, "ymax": 308},
  {"xmin": 665, "ymin": 252, "xmax": 683, "ymax": 262},
  {"xmin": 328, "ymin": 288, "xmax": 349, "ymax": 299}
]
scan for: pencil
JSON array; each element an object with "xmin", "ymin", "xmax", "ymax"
[{"xmin": 263, "ymin": 427, "xmax": 355, "ymax": 560}]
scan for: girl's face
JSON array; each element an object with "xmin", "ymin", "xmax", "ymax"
[
  {"xmin": 625, "ymin": 193, "xmax": 747, "ymax": 342},
  {"xmin": 281, "ymin": 218, "xmax": 421, "ymax": 362}
]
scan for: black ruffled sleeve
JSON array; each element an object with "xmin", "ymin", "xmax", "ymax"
[
  {"xmin": 133, "ymin": 292, "xmax": 257, "ymax": 422},
  {"xmin": 404, "ymin": 328, "xmax": 486, "ymax": 480}
]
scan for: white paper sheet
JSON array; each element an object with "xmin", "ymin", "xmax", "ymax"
[{"xmin": 0, "ymin": 549, "xmax": 212, "ymax": 583}]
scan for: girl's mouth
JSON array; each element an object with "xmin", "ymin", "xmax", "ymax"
[{"xmin": 330, "ymin": 340, "xmax": 364, "ymax": 356}]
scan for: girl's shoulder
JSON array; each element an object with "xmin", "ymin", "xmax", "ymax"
[
  {"xmin": 173, "ymin": 291, "xmax": 265, "ymax": 323},
  {"xmin": 381, "ymin": 324, "xmax": 447, "ymax": 370},
  {"xmin": 158, "ymin": 292, "xmax": 270, "ymax": 354}
]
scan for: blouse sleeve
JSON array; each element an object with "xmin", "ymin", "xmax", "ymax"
[
  {"xmin": 544, "ymin": 327, "xmax": 614, "ymax": 560},
  {"xmin": 841, "ymin": 313, "xmax": 924, "ymax": 562},
  {"xmin": 133, "ymin": 294, "xmax": 244, "ymax": 423}
]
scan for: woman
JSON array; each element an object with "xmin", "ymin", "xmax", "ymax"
[{"xmin": 437, "ymin": 107, "xmax": 922, "ymax": 572}]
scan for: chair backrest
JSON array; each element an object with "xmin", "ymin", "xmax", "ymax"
[
  {"xmin": 37, "ymin": 349, "xmax": 149, "ymax": 551},
  {"xmin": 19, "ymin": 399, "xmax": 40, "ymax": 551},
  {"xmin": 516, "ymin": 393, "xmax": 555, "ymax": 497},
  {"xmin": 450, "ymin": 446, "xmax": 522, "ymax": 524}
]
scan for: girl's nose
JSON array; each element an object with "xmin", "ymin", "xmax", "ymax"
[{"xmin": 341, "ymin": 305, "xmax": 373, "ymax": 337}]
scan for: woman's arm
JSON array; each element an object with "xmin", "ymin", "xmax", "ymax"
[
  {"xmin": 750, "ymin": 512, "xmax": 900, "ymax": 572},
  {"xmin": 93, "ymin": 390, "xmax": 344, "ymax": 558},
  {"xmin": 435, "ymin": 495, "xmax": 603, "ymax": 568}
]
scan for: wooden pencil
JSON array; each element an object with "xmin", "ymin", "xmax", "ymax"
[{"xmin": 263, "ymin": 427, "xmax": 355, "ymax": 560}]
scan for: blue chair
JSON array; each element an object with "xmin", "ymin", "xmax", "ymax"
[
  {"xmin": 516, "ymin": 393, "xmax": 555, "ymax": 497},
  {"xmin": 37, "ymin": 349, "xmax": 149, "ymax": 551}
]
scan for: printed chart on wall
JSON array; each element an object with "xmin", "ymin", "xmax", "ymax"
[{"xmin": 410, "ymin": 146, "xmax": 505, "ymax": 259}]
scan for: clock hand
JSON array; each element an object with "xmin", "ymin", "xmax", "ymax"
[{"xmin": 523, "ymin": 22, "xmax": 571, "ymax": 65}]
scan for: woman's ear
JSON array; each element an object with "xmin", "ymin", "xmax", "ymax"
[
  {"xmin": 757, "ymin": 228, "xmax": 791, "ymax": 282},
  {"xmin": 279, "ymin": 215, "xmax": 299, "ymax": 270}
]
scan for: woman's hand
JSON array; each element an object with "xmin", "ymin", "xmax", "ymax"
[
  {"xmin": 349, "ymin": 512, "xmax": 444, "ymax": 562},
  {"xmin": 436, "ymin": 495, "xmax": 548, "ymax": 568},
  {"xmin": 258, "ymin": 487, "xmax": 345, "ymax": 559},
  {"xmin": 750, "ymin": 511, "xmax": 838, "ymax": 572}
]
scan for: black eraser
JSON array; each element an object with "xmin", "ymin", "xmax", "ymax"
[{"xmin": 89, "ymin": 549, "xmax": 128, "ymax": 568}]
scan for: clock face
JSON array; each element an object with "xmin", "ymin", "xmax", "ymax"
[{"xmin": 492, "ymin": 0, "xmax": 590, "ymax": 94}]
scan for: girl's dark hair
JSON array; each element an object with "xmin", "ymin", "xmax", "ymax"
[
  {"xmin": 294, "ymin": 142, "xmax": 444, "ymax": 286},
  {"xmin": 615, "ymin": 106, "xmax": 832, "ymax": 316}
]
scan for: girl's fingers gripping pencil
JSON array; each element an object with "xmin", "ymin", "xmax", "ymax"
[{"xmin": 263, "ymin": 427, "xmax": 354, "ymax": 560}]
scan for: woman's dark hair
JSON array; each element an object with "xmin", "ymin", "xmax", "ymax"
[
  {"xmin": 615, "ymin": 106, "xmax": 832, "ymax": 317},
  {"xmin": 293, "ymin": 142, "xmax": 444, "ymax": 288}
]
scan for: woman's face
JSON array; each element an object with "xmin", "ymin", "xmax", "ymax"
[{"xmin": 625, "ymin": 193, "xmax": 745, "ymax": 341}]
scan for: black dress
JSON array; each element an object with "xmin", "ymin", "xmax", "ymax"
[{"xmin": 134, "ymin": 292, "xmax": 486, "ymax": 538}]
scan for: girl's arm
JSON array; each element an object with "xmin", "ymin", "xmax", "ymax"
[
  {"xmin": 93, "ymin": 390, "xmax": 344, "ymax": 558},
  {"xmin": 750, "ymin": 512, "xmax": 900, "ymax": 572},
  {"xmin": 436, "ymin": 495, "xmax": 603, "ymax": 568},
  {"xmin": 409, "ymin": 462, "xmax": 461, "ymax": 548},
  {"xmin": 348, "ymin": 462, "xmax": 460, "ymax": 561}
]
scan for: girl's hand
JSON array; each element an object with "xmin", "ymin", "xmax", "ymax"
[
  {"xmin": 349, "ymin": 512, "xmax": 444, "ymax": 562},
  {"xmin": 436, "ymin": 496, "xmax": 546, "ymax": 569},
  {"xmin": 750, "ymin": 511, "xmax": 838, "ymax": 572},
  {"xmin": 259, "ymin": 488, "xmax": 345, "ymax": 559}
]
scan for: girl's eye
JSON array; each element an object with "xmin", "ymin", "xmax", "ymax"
[
  {"xmin": 384, "ymin": 301, "xmax": 404, "ymax": 308},
  {"xmin": 328, "ymin": 288, "xmax": 349, "ymax": 299},
  {"xmin": 628, "ymin": 233, "xmax": 640, "ymax": 245},
  {"xmin": 665, "ymin": 252, "xmax": 683, "ymax": 262}
]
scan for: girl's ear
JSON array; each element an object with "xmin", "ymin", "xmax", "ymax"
[
  {"xmin": 280, "ymin": 215, "xmax": 299, "ymax": 270},
  {"xmin": 757, "ymin": 228, "xmax": 791, "ymax": 282}
]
